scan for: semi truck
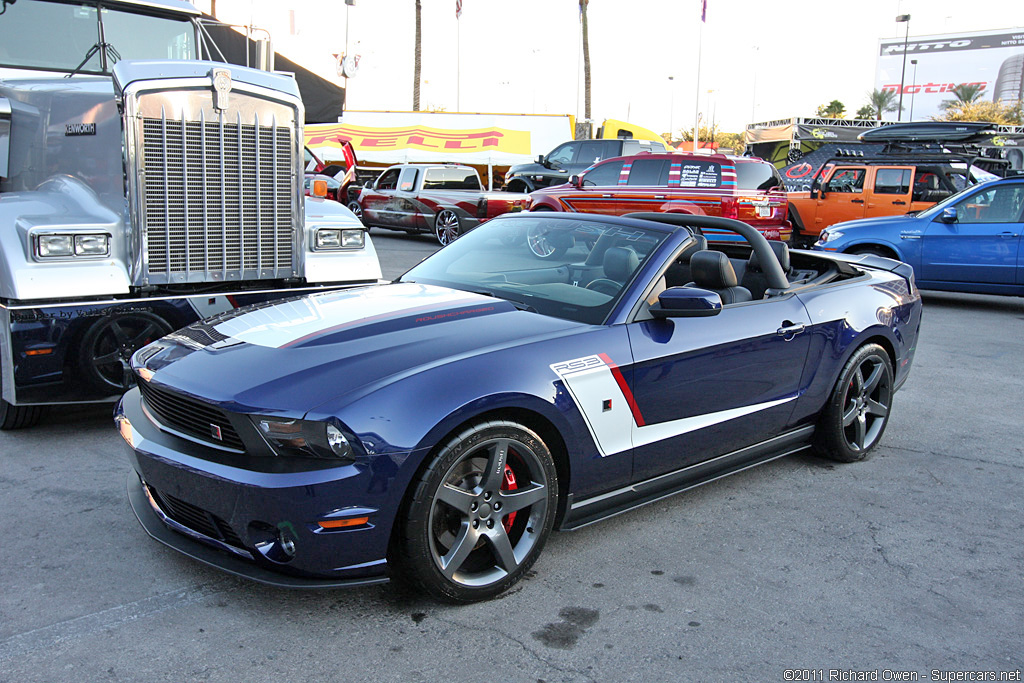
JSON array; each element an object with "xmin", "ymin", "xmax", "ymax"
[{"xmin": 0, "ymin": 0, "xmax": 382, "ymax": 428}]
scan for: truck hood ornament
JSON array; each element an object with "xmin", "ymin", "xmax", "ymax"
[{"xmin": 211, "ymin": 68, "xmax": 232, "ymax": 111}]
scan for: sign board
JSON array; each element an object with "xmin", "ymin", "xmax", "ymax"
[
  {"xmin": 875, "ymin": 28, "xmax": 1024, "ymax": 121},
  {"xmin": 306, "ymin": 111, "xmax": 574, "ymax": 167}
]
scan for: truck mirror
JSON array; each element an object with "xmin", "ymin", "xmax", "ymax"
[
  {"xmin": 570, "ymin": 174, "xmax": 583, "ymax": 188},
  {"xmin": 810, "ymin": 178, "xmax": 821, "ymax": 199},
  {"xmin": 536, "ymin": 154, "xmax": 547, "ymax": 167}
]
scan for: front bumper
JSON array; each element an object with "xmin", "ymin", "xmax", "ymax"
[{"xmin": 116, "ymin": 388, "xmax": 404, "ymax": 587}]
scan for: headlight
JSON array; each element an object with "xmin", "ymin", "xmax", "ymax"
[
  {"xmin": 34, "ymin": 233, "xmax": 110, "ymax": 258},
  {"xmin": 314, "ymin": 228, "xmax": 364, "ymax": 250},
  {"xmin": 253, "ymin": 415, "xmax": 355, "ymax": 461},
  {"xmin": 819, "ymin": 229, "xmax": 844, "ymax": 243}
]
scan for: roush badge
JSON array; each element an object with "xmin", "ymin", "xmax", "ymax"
[
  {"xmin": 211, "ymin": 68, "xmax": 232, "ymax": 111},
  {"xmin": 65, "ymin": 123, "xmax": 96, "ymax": 136}
]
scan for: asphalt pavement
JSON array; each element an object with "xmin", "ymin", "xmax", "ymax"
[{"xmin": 1, "ymin": 233, "xmax": 1021, "ymax": 682}]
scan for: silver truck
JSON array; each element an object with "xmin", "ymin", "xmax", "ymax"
[{"xmin": 0, "ymin": 0, "xmax": 382, "ymax": 428}]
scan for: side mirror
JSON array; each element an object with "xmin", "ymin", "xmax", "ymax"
[
  {"xmin": 650, "ymin": 287, "xmax": 723, "ymax": 318},
  {"xmin": 536, "ymin": 154, "xmax": 548, "ymax": 168},
  {"xmin": 810, "ymin": 177, "xmax": 821, "ymax": 199},
  {"xmin": 364, "ymin": 180, "xmax": 373, "ymax": 189},
  {"xmin": 939, "ymin": 206, "xmax": 958, "ymax": 223},
  {"xmin": 569, "ymin": 174, "xmax": 583, "ymax": 189}
]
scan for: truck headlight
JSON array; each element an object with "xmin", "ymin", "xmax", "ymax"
[
  {"xmin": 253, "ymin": 415, "xmax": 355, "ymax": 461},
  {"xmin": 75, "ymin": 234, "xmax": 110, "ymax": 255},
  {"xmin": 34, "ymin": 233, "xmax": 110, "ymax": 258},
  {"xmin": 37, "ymin": 235, "xmax": 74, "ymax": 257},
  {"xmin": 314, "ymin": 228, "xmax": 364, "ymax": 250}
]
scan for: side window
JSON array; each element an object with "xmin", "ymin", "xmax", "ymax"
[
  {"xmin": 626, "ymin": 158, "xmax": 670, "ymax": 186},
  {"xmin": 735, "ymin": 161, "xmax": 783, "ymax": 190},
  {"xmin": 376, "ymin": 168, "xmax": 401, "ymax": 191},
  {"xmin": 581, "ymin": 160, "xmax": 625, "ymax": 186},
  {"xmin": 398, "ymin": 168, "xmax": 419, "ymax": 192},
  {"xmin": 956, "ymin": 184, "xmax": 1024, "ymax": 223},
  {"xmin": 874, "ymin": 168, "xmax": 912, "ymax": 195},
  {"xmin": 547, "ymin": 143, "xmax": 577, "ymax": 166},
  {"xmin": 826, "ymin": 168, "xmax": 866, "ymax": 193},
  {"xmin": 577, "ymin": 141, "xmax": 611, "ymax": 166}
]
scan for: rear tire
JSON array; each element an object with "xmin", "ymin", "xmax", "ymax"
[
  {"xmin": 393, "ymin": 420, "xmax": 558, "ymax": 603},
  {"xmin": 815, "ymin": 344, "xmax": 894, "ymax": 463}
]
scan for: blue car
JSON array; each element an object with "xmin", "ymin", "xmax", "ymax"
[
  {"xmin": 117, "ymin": 212, "xmax": 922, "ymax": 603},
  {"xmin": 812, "ymin": 175, "xmax": 1024, "ymax": 296}
]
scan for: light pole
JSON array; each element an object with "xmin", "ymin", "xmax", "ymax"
[
  {"xmin": 896, "ymin": 14, "xmax": 911, "ymax": 122},
  {"xmin": 668, "ymin": 76, "xmax": 675, "ymax": 145},
  {"xmin": 909, "ymin": 59, "xmax": 918, "ymax": 121}
]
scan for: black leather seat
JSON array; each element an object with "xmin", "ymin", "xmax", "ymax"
[
  {"xmin": 742, "ymin": 240, "xmax": 790, "ymax": 299},
  {"xmin": 688, "ymin": 250, "xmax": 752, "ymax": 304},
  {"xmin": 587, "ymin": 246, "xmax": 639, "ymax": 296}
]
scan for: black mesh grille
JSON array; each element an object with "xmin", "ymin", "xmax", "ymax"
[
  {"xmin": 137, "ymin": 380, "xmax": 244, "ymax": 450},
  {"xmin": 149, "ymin": 486, "xmax": 244, "ymax": 549}
]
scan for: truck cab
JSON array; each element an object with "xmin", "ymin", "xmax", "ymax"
[{"xmin": 0, "ymin": 0, "xmax": 381, "ymax": 428}]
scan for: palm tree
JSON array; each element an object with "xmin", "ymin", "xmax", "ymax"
[
  {"xmin": 815, "ymin": 100, "xmax": 846, "ymax": 119},
  {"xmin": 941, "ymin": 83, "xmax": 985, "ymax": 110},
  {"xmin": 412, "ymin": 0, "xmax": 421, "ymax": 111},
  {"xmin": 866, "ymin": 89, "xmax": 900, "ymax": 121},
  {"xmin": 580, "ymin": 0, "xmax": 591, "ymax": 133}
]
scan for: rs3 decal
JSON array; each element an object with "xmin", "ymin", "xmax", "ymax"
[{"xmin": 552, "ymin": 353, "xmax": 796, "ymax": 458}]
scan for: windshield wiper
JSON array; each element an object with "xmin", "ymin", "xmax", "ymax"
[{"xmin": 461, "ymin": 287, "xmax": 538, "ymax": 313}]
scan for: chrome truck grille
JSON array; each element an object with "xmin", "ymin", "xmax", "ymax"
[
  {"xmin": 142, "ymin": 117, "xmax": 293, "ymax": 280},
  {"xmin": 121, "ymin": 66, "xmax": 304, "ymax": 286}
]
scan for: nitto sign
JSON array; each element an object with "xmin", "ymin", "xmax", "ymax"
[{"xmin": 874, "ymin": 28, "xmax": 1024, "ymax": 121}]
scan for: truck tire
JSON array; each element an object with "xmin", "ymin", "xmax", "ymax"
[{"xmin": 0, "ymin": 372, "xmax": 45, "ymax": 430}]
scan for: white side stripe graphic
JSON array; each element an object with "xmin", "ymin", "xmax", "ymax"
[{"xmin": 552, "ymin": 355, "xmax": 797, "ymax": 457}]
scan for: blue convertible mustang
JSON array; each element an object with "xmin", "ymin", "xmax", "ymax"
[
  {"xmin": 813, "ymin": 175, "xmax": 1024, "ymax": 296},
  {"xmin": 117, "ymin": 212, "xmax": 922, "ymax": 602}
]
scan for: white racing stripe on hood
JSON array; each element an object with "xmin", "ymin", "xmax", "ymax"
[{"xmin": 213, "ymin": 283, "xmax": 485, "ymax": 349}]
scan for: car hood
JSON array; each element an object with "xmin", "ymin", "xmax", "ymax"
[
  {"xmin": 138, "ymin": 283, "xmax": 581, "ymax": 415},
  {"xmin": 829, "ymin": 213, "xmax": 923, "ymax": 232}
]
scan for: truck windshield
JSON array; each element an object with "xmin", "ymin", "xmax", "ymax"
[{"xmin": 0, "ymin": 0, "xmax": 196, "ymax": 75}]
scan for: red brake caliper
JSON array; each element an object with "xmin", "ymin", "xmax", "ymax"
[{"xmin": 501, "ymin": 464, "xmax": 518, "ymax": 532}]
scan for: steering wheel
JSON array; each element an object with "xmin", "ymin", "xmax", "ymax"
[{"xmin": 585, "ymin": 279, "xmax": 620, "ymax": 296}]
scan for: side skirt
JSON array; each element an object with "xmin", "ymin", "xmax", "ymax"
[{"xmin": 559, "ymin": 426, "xmax": 815, "ymax": 530}]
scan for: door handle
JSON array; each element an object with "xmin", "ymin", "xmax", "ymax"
[
  {"xmin": 851, "ymin": 199, "xmax": 865, "ymax": 204},
  {"xmin": 892, "ymin": 200, "xmax": 907, "ymax": 205},
  {"xmin": 655, "ymin": 195, "xmax": 666, "ymax": 200},
  {"xmin": 1000, "ymin": 232, "xmax": 1018, "ymax": 239},
  {"xmin": 777, "ymin": 321, "xmax": 806, "ymax": 339},
  {"xmin": 602, "ymin": 194, "xmax": 613, "ymax": 198}
]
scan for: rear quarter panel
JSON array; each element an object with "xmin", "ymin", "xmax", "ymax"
[{"xmin": 789, "ymin": 269, "xmax": 921, "ymax": 428}]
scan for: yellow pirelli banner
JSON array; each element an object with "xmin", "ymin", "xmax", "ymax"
[{"xmin": 306, "ymin": 111, "xmax": 574, "ymax": 167}]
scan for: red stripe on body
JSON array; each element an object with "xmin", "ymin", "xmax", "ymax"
[{"xmin": 598, "ymin": 353, "xmax": 645, "ymax": 427}]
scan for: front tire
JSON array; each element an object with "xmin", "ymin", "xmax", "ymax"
[
  {"xmin": 815, "ymin": 344, "xmax": 894, "ymax": 462},
  {"xmin": 394, "ymin": 420, "xmax": 558, "ymax": 603},
  {"xmin": 434, "ymin": 209, "xmax": 462, "ymax": 245},
  {"xmin": 347, "ymin": 201, "xmax": 364, "ymax": 223}
]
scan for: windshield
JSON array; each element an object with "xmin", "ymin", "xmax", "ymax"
[
  {"xmin": 400, "ymin": 215, "xmax": 670, "ymax": 325},
  {"xmin": 916, "ymin": 179, "xmax": 1002, "ymax": 219},
  {"xmin": 0, "ymin": 0, "xmax": 197, "ymax": 74}
]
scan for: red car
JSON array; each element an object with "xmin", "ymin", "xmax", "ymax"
[
  {"xmin": 349, "ymin": 164, "xmax": 531, "ymax": 245},
  {"xmin": 529, "ymin": 153, "xmax": 792, "ymax": 246},
  {"xmin": 304, "ymin": 141, "xmax": 359, "ymax": 203}
]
